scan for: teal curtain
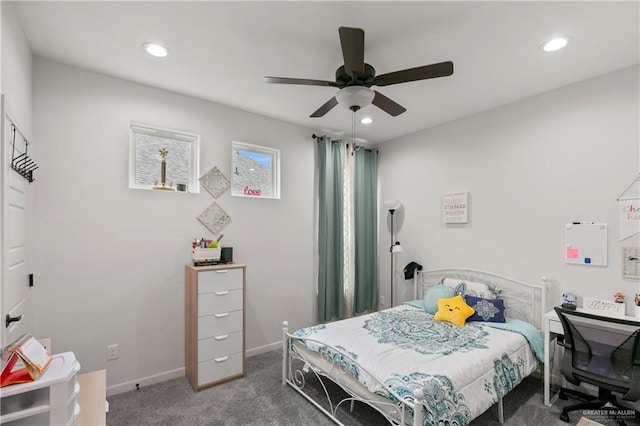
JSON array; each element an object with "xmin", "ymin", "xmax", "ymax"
[
  {"xmin": 353, "ymin": 147, "xmax": 378, "ymax": 314},
  {"xmin": 317, "ymin": 136, "xmax": 345, "ymax": 322}
]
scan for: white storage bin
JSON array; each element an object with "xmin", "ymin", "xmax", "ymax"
[{"xmin": 0, "ymin": 352, "xmax": 80, "ymax": 425}]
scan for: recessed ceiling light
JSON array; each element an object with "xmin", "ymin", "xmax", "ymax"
[
  {"xmin": 541, "ymin": 36, "xmax": 570, "ymax": 53},
  {"xmin": 360, "ymin": 117, "xmax": 373, "ymax": 124},
  {"xmin": 143, "ymin": 42, "xmax": 168, "ymax": 58}
]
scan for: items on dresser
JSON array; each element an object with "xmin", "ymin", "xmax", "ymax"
[
  {"xmin": 185, "ymin": 264, "xmax": 246, "ymax": 391},
  {"xmin": 0, "ymin": 351, "xmax": 80, "ymax": 425}
]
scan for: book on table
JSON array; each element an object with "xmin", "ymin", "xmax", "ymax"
[{"xmin": 1, "ymin": 333, "xmax": 53, "ymax": 387}]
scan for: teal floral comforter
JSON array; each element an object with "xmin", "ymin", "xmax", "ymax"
[{"xmin": 293, "ymin": 304, "xmax": 539, "ymax": 426}]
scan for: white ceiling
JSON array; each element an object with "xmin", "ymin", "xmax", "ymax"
[{"xmin": 13, "ymin": 1, "xmax": 640, "ymax": 144}]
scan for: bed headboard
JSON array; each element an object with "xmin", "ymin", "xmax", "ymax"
[{"xmin": 414, "ymin": 268, "xmax": 548, "ymax": 330}]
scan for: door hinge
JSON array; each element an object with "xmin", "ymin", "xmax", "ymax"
[{"xmin": 28, "ymin": 273, "xmax": 34, "ymax": 287}]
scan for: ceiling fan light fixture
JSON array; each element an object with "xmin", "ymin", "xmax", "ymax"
[
  {"xmin": 541, "ymin": 36, "xmax": 570, "ymax": 53},
  {"xmin": 143, "ymin": 42, "xmax": 169, "ymax": 58},
  {"xmin": 360, "ymin": 116, "xmax": 373, "ymax": 124},
  {"xmin": 336, "ymin": 86, "xmax": 375, "ymax": 111}
]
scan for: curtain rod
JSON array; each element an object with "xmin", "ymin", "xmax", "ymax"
[{"xmin": 312, "ymin": 134, "xmax": 378, "ymax": 154}]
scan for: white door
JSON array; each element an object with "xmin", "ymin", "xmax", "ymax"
[{"xmin": 1, "ymin": 96, "xmax": 33, "ymax": 348}]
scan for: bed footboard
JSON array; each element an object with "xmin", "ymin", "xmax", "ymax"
[{"xmin": 282, "ymin": 321, "xmax": 419, "ymax": 425}]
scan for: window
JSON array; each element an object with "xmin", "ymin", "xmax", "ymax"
[
  {"xmin": 129, "ymin": 123, "xmax": 199, "ymax": 192},
  {"xmin": 231, "ymin": 141, "xmax": 280, "ymax": 199}
]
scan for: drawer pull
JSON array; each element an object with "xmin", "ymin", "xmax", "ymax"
[
  {"xmin": 214, "ymin": 334, "xmax": 229, "ymax": 340},
  {"xmin": 214, "ymin": 356, "xmax": 229, "ymax": 363},
  {"xmin": 216, "ymin": 270, "xmax": 229, "ymax": 274},
  {"xmin": 215, "ymin": 291, "xmax": 229, "ymax": 296},
  {"xmin": 214, "ymin": 312, "xmax": 229, "ymax": 318}
]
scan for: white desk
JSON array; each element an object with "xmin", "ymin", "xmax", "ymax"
[{"xmin": 543, "ymin": 308, "xmax": 640, "ymax": 406}]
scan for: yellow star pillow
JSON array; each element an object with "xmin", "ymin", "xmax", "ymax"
[{"xmin": 434, "ymin": 295, "xmax": 475, "ymax": 327}]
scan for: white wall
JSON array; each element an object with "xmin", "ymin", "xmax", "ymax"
[
  {"xmin": 31, "ymin": 58, "xmax": 316, "ymax": 392},
  {"xmin": 377, "ymin": 66, "xmax": 640, "ymax": 316},
  {"xmin": 1, "ymin": 1, "xmax": 32, "ymax": 130}
]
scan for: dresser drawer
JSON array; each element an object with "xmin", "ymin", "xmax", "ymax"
[
  {"xmin": 548, "ymin": 318, "xmax": 564, "ymax": 335},
  {"xmin": 198, "ymin": 352, "xmax": 243, "ymax": 385},
  {"xmin": 198, "ymin": 331, "xmax": 243, "ymax": 362},
  {"xmin": 198, "ymin": 269, "xmax": 243, "ymax": 294},
  {"xmin": 198, "ymin": 310, "xmax": 243, "ymax": 339},
  {"xmin": 198, "ymin": 289, "xmax": 243, "ymax": 316}
]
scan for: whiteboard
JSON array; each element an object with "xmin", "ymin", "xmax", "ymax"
[{"xmin": 565, "ymin": 223, "xmax": 607, "ymax": 266}]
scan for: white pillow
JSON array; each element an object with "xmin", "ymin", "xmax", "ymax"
[{"xmin": 441, "ymin": 278, "xmax": 499, "ymax": 300}]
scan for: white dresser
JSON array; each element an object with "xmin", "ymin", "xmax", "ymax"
[
  {"xmin": 0, "ymin": 352, "xmax": 80, "ymax": 426},
  {"xmin": 185, "ymin": 263, "xmax": 246, "ymax": 391}
]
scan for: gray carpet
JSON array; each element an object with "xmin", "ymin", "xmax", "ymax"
[{"xmin": 106, "ymin": 350, "xmax": 634, "ymax": 425}]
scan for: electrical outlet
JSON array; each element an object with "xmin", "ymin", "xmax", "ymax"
[
  {"xmin": 379, "ymin": 296, "xmax": 385, "ymax": 306},
  {"xmin": 107, "ymin": 344, "xmax": 118, "ymax": 360}
]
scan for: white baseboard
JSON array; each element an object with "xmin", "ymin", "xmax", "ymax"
[
  {"xmin": 246, "ymin": 340, "xmax": 282, "ymax": 357},
  {"xmin": 105, "ymin": 342, "xmax": 282, "ymax": 397},
  {"xmin": 106, "ymin": 367, "xmax": 185, "ymax": 397}
]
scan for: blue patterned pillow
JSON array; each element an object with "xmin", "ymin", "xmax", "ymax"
[
  {"xmin": 442, "ymin": 278, "xmax": 500, "ymax": 300},
  {"xmin": 464, "ymin": 295, "xmax": 506, "ymax": 323},
  {"xmin": 423, "ymin": 284, "xmax": 455, "ymax": 315}
]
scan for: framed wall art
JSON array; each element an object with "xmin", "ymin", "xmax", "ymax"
[
  {"xmin": 443, "ymin": 192, "xmax": 469, "ymax": 224},
  {"xmin": 197, "ymin": 202, "xmax": 231, "ymax": 234},
  {"xmin": 199, "ymin": 166, "xmax": 230, "ymax": 199}
]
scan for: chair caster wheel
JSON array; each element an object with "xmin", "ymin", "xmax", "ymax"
[{"xmin": 560, "ymin": 412, "xmax": 570, "ymax": 423}]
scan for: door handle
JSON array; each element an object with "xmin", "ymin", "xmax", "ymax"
[{"xmin": 6, "ymin": 314, "xmax": 22, "ymax": 328}]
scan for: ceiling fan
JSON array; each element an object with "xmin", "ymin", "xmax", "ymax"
[{"xmin": 264, "ymin": 27, "xmax": 454, "ymax": 118}]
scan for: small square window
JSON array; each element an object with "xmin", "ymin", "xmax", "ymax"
[
  {"xmin": 129, "ymin": 123, "xmax": 200, "ymax": 192},
  {"xmin": 231, "ymin": 141, "xmax": 280, "ymax": 199}
]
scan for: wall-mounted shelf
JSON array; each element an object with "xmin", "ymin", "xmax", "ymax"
[{"xmin": 10, "ymin": 123, "xmax": 38, "ymax": 183}]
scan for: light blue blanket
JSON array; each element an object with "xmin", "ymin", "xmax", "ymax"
[{"xmin": 405, "ymin": 300, "xmax": 545, "ymax": 363}]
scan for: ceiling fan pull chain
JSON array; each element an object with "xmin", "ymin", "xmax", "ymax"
[{"xmin": 351, "ymin": 109, "xmax": 356, "ymax": 151}]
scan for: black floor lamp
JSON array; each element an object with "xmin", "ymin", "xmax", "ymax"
[{"xmin": 384, "ymin": 200, "xmax": 403, "ymax": 307}]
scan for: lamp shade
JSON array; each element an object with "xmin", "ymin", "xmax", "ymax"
[
  {"xmin": 336, "ymin": 86, "xmax": 375, "ymax": 111},
  {"xmin": 383, "ymin": 200, "xmax": 402, "ymax": 211}
]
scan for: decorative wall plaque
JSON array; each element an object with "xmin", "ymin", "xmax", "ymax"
[
  {"xmin": 197, "ymin": 202, "xmax": 231, "ymax": 234},
  {"xmin": 199, "ymin": 166, "xmax": 230, "ymax": 199}
]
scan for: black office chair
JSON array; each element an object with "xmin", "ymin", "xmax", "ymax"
[{"xmin": 553, "ymin": 307, "xmax": 640, "ymax": 425}]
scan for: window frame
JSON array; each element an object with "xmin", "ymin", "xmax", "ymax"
[
  {"xmin": 129, "ymin": 123, "xmax": 200, "ymax": 192},
  {"xmin": 231, "ymin": 141, "xmax": 281, "ymax": 199}
]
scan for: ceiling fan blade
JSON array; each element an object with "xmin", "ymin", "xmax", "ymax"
[
  {"xmin": 372, "ymin": 91, "xmax": 406, "ymax": 117},
  {"xmin": 338, "ymin": 27, "xmax": 365, "ymax": 79},
  {"xmin": 372, "ymin": 61, "xmax": 453, "ymax": 87},
  {"xmin": 264, "ymin": 76, "xmax": 338, "ymax": 87},
  {"xmin": 310, "ymin": 97, "xmax": 339, "ymax": 118}
]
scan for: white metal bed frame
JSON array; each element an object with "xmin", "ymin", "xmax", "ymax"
[{"xmin": 282, "ymin": 268, "xmax": 548, "ymax": 426}]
